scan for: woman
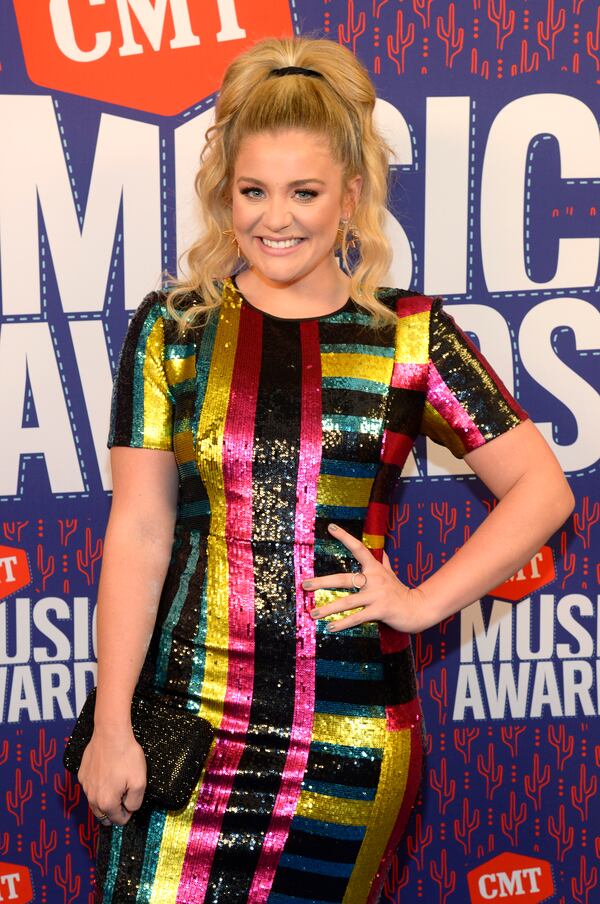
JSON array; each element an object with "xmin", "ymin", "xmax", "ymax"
[{"xmin": 77, "ymin": 36, "xmax": 573, "ymax": 904}]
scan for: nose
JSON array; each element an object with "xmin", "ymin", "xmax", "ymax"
[{"xmin": 261, "ymin": 194, "xmax": 294, "ymax": 232}]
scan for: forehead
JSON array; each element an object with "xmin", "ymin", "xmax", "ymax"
[{"xmin": 234, "ymin": 129, "xmax": 340, "ymax": 174}]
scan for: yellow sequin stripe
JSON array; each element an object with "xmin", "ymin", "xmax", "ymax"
[
  {"xmin": 422, "ymin": 400, "xmax": 467, "ymax": 457},
  {"xmin": 149, "ymin": 297, "xmax": 241, "ymax": 903},
  {"xmin": 164, "ymin": 353, "xmax": 196, "ymax": 386},
  {"xmin": 321, "ymin": 352, "xmax": 392, "ymax": 384},
  {"xmin": 142, "ymin": 317, "xmax": 173, "ymax": 449},
  {"xmin": 393, "ymin": 310, "xmax": 430, "ymax": 365},
  {"xmin": 295, "ymin": 712, "xmax": 387, "ymax": 828},
  {"xmin": 343, "ymin": 728, "xmax": 413, "ymax": 903},
  {"xmin": 317, "ymin": 474, "xmax": 374, "ymax": 508}
]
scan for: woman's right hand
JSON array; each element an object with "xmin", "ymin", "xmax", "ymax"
[{"xmin": 77, "ymin": 725, "xmax": 147, "ymax": 826}]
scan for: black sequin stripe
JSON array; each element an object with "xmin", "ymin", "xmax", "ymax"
[
  {"xmin": 316, "ymin": 631, "xmax": 382, "ymax": 664},
  {"xmin": 321, "ymin": 386, "xmax": 387, "ymax": 418},
  {"xmin": 205, "ymin": 317, "xmax": 303, "ymax": 902},
  {"xmin": 318, "ymin": 319, "xmax": 396, "ymax": 347},
  {"xmin": 108, "ymin": 293, "xmax": 160, "ymax": 446},
  {"xmin": 386, "ymin": 386, "xmax": 424, "ymax": 435},
  {"xmin": 316, "ymin": 674, "xmax": 388, "ymax": 707},
  {"xmin": 162, "ymin": 537, "xmax": 209, "ymax": 704},
  {"xmin": 368, "ymin": 462, "xmax": 403, "ymax": 505},
  {"xmin": 304, "ymin": 744, "xmax": 382, "ymax": 789},
  {"xmin": 428, "ymin": 301, "xmax": 524, "ymax": 435},
  {"xmin": 313, "ymin": 515, "xmax": 366, "ymax": 542},
  {"xmin": 271, "ymin": 866, "xmax": 349, "ymax": 901},
  {"xmin": 382, "ymin": 647, "xmax": 420, "ymax": 705},
  {"xmin": 282, "ymin": 827, "xmax": 363, "ymax": 864}
]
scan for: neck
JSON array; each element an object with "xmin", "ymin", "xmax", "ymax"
[{"xmin": 234, "ymin": 261, "xmax": 350, "ymax": 318}]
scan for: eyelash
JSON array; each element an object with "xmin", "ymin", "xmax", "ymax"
[{"xmin": 239, "ymin": 188, "xmax": 318, "ymax": 202}]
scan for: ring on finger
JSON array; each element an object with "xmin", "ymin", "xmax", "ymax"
[
  {"xmin": 96, "ymin": 811, "xmax": 109, "ymax": 821},
  {"xmin": 351, "ymin": 571, "xmax": 367, "ymax": 590}
]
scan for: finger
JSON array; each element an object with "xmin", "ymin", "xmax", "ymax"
[
  {"xmin": 122, "ymin": 787, "xmax": 145, "ymax": 813},
  {"xmin": 310, "ymin": 592, "xmax": 373, "ymax": 619},
  {"xmin": 381, "ymin": 550, "xmax": 394, "ymax": 570},
  {"xmin": 327, "ymin": 524, "xmax": 374, "ymax": 570},
  {"xmin": 302, "ymin": 572, "xmax": 361, "ymax": 591},
  {"xmin": 326, "ymin": 608, "xmax": 378, "ymax": 633}
]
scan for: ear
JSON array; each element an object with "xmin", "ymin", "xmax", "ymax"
[{"xmin": 343, "ymin": 173, "xmax": 363, "ymax": 220}]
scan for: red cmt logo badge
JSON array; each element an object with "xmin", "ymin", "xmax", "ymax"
[
  {"xmin": 0, "ymin": 546, "xmax": 31, "ymax": 601},
  {"xmin": 490, "ymin": 546, "xmax": 555, "ymax": 602},
  {"xmin": 13, "ymin": 0, "xmax": 294, "ymax": 116},
  {"xmin": 468, "ymin": 853, "xmax": 555, "ymax": 903},
  {"xmin": 0, "ymin": 862, "xmax": 34, "ymax": 904}
]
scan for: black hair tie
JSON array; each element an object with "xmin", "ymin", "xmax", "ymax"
[{"xmin": 268, "ymin": 66, "xmax": 324, "ymax": 79}]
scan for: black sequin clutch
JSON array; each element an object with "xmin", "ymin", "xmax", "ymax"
[{"xmin": 63, "ymin": 685, "xmax": 215, "ymax": 811}]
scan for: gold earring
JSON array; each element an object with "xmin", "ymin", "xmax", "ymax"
[
  {"xmin": 223, "ymin": 228, "xmax": 243, "ymax": 259},
  {"xmin": 338, "ymin": 219, "xmax": 359, "ymax": 251}
]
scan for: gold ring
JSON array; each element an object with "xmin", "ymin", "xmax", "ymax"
[
  {"xmin": 351, "ymin": 572, "xmax": 367, "ymax": 590},
  {"xmin": 97, "ymin": 811, "xmax": 109, "ymax": 820}
]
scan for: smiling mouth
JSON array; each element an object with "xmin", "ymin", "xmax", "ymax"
[{"xmin": 260, "ymin": 237, "xmax": 305, "ymax": 248}]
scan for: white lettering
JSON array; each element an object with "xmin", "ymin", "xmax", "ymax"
[
  {"xmin": 0, "ymin": 556, "xmax": 18, "ymax": 583},
  {"xmin": 33, "ymin": 597, "xmax": 71, "ymax": 662},
  {"xmin": 49, "ymin": 0, "xmax": 111, "ymax": 63},
  {"xmin": 0, "ymin": 96, "xmax": 161, "ymax": 315},
  {"xmin": 424, "ymin": 97, "xmax": 470, "ymax": 296},
  {"xmin": 481, "ymin": 94, "xmax": 600, "ymax": 292},
  {"xmin": 519, "ymin": 298, "xmax": 600, "ymax": 473},
  {"xmin": 116, "ymin": 0, "xmax": 200, "ymax": 57},
  {"xmin": 40, "ymin": 663, "xmax": 73, "ymax": 720},
  {"xmin": 459, "ymin": 599, "xmax": 513, "ymax": 663},
  {"xmin": 0, "ymin": 323, "xmax": 84, "ymax": 496}
]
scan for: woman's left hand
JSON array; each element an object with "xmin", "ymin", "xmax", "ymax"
[{"xmin": 302, "ymin": 523, "xmax": 435, "ymax": 635}]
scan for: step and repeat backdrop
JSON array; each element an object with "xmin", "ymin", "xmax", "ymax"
[{"xmin": 0, "ymin": 1, "xmax": 598, "ymax": 902}]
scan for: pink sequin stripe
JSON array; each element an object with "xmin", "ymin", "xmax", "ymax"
[
  {"xmin": 427, "ymin": 362, "xmax": 485, "ymax": 451},
  {"xmin": 391, "ymin": 361, "xmax": 428, "ymax": 391},
  {"xmin": 247, "ymin": 320, "xmax": 322, "ymax": 902},
  {"xmin": 177, "ymin": 303, "xmax": 261, "ymax": 902}
]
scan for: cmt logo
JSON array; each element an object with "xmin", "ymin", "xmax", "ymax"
[
  {"xmin": 12, "ymin": 0, "xmax": 294, "ymax": 115},
  {"xmin": 468, "ymin": 853, "xmax": 555, "ymax": 903},
  {"xmin": 0, "ymin": 546, "xmax": 31, "ymax": 602},
  {"xmin": 0, "ymin": 863, "xmax": 34, "ymax": 904},
  {"xmin": 490, "ymin": 546, "xmax": 556, "ymax": 602}
]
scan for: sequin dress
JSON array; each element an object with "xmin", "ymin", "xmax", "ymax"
[{"xmin": 97, "ymin": 276, "xmax": 527, "ymax": 903}]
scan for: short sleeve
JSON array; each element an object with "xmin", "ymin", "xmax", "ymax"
[
  {"xmin": 107, "ymin": 294, "xmax": 174, "ymax": 450},
  {"xmin": 421, "ymin": 299, "xmax": 528, "ymax": 458}
]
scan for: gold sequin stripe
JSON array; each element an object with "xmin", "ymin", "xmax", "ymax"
[
  {"xmin": 148, "ymin": 292, "xmax": 242, "ymax": 904},
  {"xmin": 293, "ymin": 713, "xmax": 387, "ymax": 830},
  {"xmin": 342, "ymin": 727, "xmax": 414, "ymax": 903}
]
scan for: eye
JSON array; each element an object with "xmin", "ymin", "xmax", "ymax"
[
  {"xmin": 240, "ymin": 187, "xmax": 264, "ymax": 199},
  {"xmin": 295, "ymin": 190, "xmax": 318, "ymax": 201}
]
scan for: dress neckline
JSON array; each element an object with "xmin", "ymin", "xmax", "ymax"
[{"xmin": 228, "ymin": 275, "xmax": 353, "ymax": 322}]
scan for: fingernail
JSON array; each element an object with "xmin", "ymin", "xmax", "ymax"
[
  {"xmin": 328, "ymin": 523, "xmax": 339, "ymax": 532},
  {"xmin": 303, "ymin": 580, "xmax": 314, "ymax": 589}
]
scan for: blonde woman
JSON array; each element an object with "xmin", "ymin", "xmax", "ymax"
[{"xmin": 77, "ymin": 36, "xmax": 573, "ymax": 904}]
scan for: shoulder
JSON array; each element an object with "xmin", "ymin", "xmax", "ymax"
[
  {"xmin": 375, "ymin": 287, "xmax": 442, "ymax": 318},
  {"xmin": 375, "ymin": 287, "xmax": 438, "ymax": 311}
]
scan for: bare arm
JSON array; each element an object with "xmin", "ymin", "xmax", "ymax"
[
  {"xmin": 94, "ymin": 446, "xmax": 179, "ymax": 729},
  {"xmin": 78, "ymin": 446, "xmax": 178, "ymax": 825},
  {"xmin": 304, "ymin": 419, "xmax": 574, "ymax": 634},
  {"xmin": 416, "ymin": 418, "xmax": 574, "ymax": 624}
]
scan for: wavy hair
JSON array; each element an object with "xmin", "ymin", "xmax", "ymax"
[{"xmin": 165, "ymin": 36, "xmax": 397, "ymax": 330}]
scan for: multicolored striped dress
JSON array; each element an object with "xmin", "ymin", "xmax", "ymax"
[{"xmin": 98, "ymin": 275, "xmax": 526, "ymax": 903}]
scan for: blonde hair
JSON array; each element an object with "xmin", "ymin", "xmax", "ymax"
[{"xmin": 165, "ymin": 36, "xmax": 397, "ymax": 330}]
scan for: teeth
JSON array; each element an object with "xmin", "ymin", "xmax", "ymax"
[{"xmin": 261, "ymin": 237, "xmax": 303, "ymax": 248}]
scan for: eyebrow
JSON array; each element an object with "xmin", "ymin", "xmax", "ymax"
[{"xmin": 236, "ymin": 177, "xmax": 326, "ymax": 187}]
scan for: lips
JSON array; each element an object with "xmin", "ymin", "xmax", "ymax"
[{"xmin": 260, "ymin": 237, "xmax": 304, "ymax": 248}]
